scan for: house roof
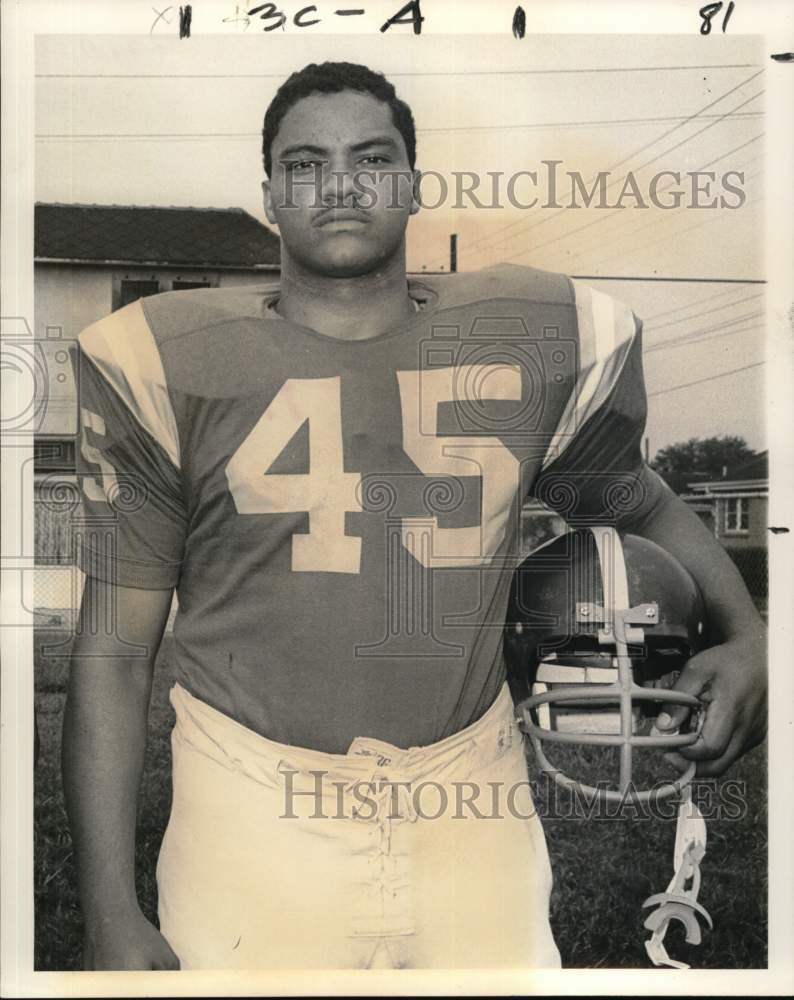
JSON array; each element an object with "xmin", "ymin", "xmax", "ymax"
[
  {"xmin": 35, "ymin": 203, "xmax": 280, "ymax": 269},
  {"xmin": 726, "ymin": 450, "xmax": 768, "ymax": 480},
  {"xmin": 687, "ymin": 450, "xmax": 768, "ymax": 493}
]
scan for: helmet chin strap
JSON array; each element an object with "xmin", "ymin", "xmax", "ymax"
[
  {"xmin": 593, "ymin": 528, "xmax": 713, "ymax": 969},
  {"xmin": 515, "ymin": 525, "xmax": 712, "ymax": 967},
  {"xmin": 589, "ymin": 526, "xmax": 635, "ymax": 792},
  {"xmin": 642, "ymin": 783, "xmax": 713, "ymax": 968}
]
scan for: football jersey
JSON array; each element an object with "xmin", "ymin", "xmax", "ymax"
[{"xmin": 76, "ymin": 263, "xmax": 652, "ymax": 752}]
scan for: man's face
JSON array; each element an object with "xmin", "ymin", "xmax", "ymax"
[{"xmin": 263, "ymin": 91, "xmax": 419, "ymax": 278}]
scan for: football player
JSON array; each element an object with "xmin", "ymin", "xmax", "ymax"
[{"xmin": 62, "ymin": 62, "xmax": 767, "ymax": 970}]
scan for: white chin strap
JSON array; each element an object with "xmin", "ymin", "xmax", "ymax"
[
  {"xmin": 642, "ymin": 784, "xmax": 713, "ymax": 968},
  {"xmin": 517, "ymin": 525, "xmax": 712, "ymax": 965},
  {"xmin": 595, "ymin": 527, "xmax": 713, "ymax": 968}
]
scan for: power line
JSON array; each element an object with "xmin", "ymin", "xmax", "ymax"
[
  {"xmin": 584, "ymin": 191, "xmax": 764, "ymax": 272},
  {"xmin": 648, "ymin": 361, "xmax": 764, "ymax": 396},
  {"xmin": 573, "ymin": 163, "xmax": 763, "ymax": 274},
  {"xmin": 501, "ymin": 130, "xmax": 764, "ymax": 265},
  {"xmin": 34, "ymin": 63, "xmax": 762, "ymax": 80},
  {"xmin": 499, "ymin": 105, "xmax": 763, "ymax": 264},
  {"xmin": 463, "ymin": 68, "xmax": 764, "ymax": 258},
  {"xmin": 646, "ymin": 322, "xmax": 764, "ymax": 353},
  {"xmin": 35, "ymin": 114, "xmax": 767, "ymax": 141},
  {"xmin": 645, "ymin": 314, "xmax": 764, "ymax": 353},
  {"xmin": 36, "ymin": 132, "xmax": 258, "ymax": 141},
  {"xmin": 643, "ymin": 283, "xmax": 761, "ymax": 323},
  {"xmin": 409, "ymin": 269, "xmax": 766, "ymax": 284},
  {"xmin": 418, "ymin": 112, "xmax": 763, "ymax": 135},
  {"xmin": 35, "ymin": 112, "xmax": 766, "ymax": 142},
  {"xmin": 570, "ymin": 275, "xmax": 765, "ymax": 284},
  {"xmin": 548, "ymin": 160, "xmax": 763, "ymax": 271},
  {"xmin": 470, "ymin": 126, "xmax": 760, "ymax": 263},
  {"xmin": 582, "ymin": 189, "xmax": 763, "ymax": 272},
  {"xmin": 645, "ymin": 292, "xmax": 763, "ymax": 332},
  {"xmin": 600, "ymin": 91, "xmax": 762, "ymax": 182}
]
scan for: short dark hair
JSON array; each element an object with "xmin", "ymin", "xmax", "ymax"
[{"xmin": 262, "ymin": 61, "xmax": 416, "ymax": 176}]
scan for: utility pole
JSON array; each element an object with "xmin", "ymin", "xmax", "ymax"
[{"xmin": 450, "ymin": 233, "xmax": 457, "ymax": 273}]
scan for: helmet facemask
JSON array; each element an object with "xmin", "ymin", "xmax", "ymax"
[{"xmin": 508, "ymin": 526, "xmax": 707, "ymax": 803}]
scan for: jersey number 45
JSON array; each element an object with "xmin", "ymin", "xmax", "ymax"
[{"xmin": 225, "ymin": 368, "xmax": 524, "ymax": 574}]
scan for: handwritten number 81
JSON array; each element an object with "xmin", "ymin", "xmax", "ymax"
[{"xmin": 699, "ymin": 1, "xmax": 735, "ymax": 34}]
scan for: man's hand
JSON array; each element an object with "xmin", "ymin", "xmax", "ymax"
[
  {"xmin": 84, "ymin": 905, "xmax": 180, "ymax": 971},
  {"xmin": 655, "ymin": 630, "xmax": 767, "ymax": 778},
  {"xmin": 621, "ymin": 465, "xmax": 769, "ymax": 779}
]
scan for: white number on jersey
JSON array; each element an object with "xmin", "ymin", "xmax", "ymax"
[
  {"xmin": 226, "ymin": 378, "xmax": 363, "ymax": 573},
  {"xmin": 80, "ymin": 408, "xmax": 120, "ymax": 503},
  {"xmin": 226, "ymin": 367, "xmax": 522, "ymax": 573},
  {"xmin": 397, "ymin": 366, "xmax": 522, "ymax": 567}
]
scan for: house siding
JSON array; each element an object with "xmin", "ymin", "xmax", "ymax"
[
  {"xmin": 34, "ymin": 263, "xmax": 280, "ymax": 440},
  {"xmin": 35, "ymin": 264, "xmax": 112, "ymax": 342},
  {"xmin": 218, "ymin": 271, "xmax": 275, "ymax": 288}
]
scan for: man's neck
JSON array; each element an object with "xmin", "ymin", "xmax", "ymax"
[{"xmin": 275, "ymin": 255, "xmax": 418, "ymax": 341}]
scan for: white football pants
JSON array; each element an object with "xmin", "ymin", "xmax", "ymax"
[{"xmin": 156, "ymin": 682, "xmax": 561, "ymax": 970}]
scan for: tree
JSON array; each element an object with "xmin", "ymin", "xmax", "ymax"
[{"xmin": 651, "ymin": 435, "xmax": 759, "ymax": 492}]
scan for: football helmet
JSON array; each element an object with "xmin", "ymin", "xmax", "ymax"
[{"xmin": 507, "ymin": 525, "xmax": 707, "ymax": 802}]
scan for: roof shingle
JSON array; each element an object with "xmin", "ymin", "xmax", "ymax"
[{"xmin": 35, "ymin": 203, "xmax": 280, "ymax": 268}]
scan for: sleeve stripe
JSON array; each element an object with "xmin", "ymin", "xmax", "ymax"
[
  {"xmin": 540, "ymin": 281, "xmax": 637, "ymax": 470},
  {"xmin": 78, "ymin": 299, "xmax": 181, "ymax": 469}
]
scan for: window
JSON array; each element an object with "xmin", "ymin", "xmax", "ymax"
[
  {"xmin": 34, "ymin": 438, "xmax": 76, "ymax": 474},
  {"xmin": 725, "ymin": 498, "xmax": 749, "ymax": 533},
  {"xmin": 113, "ymin": 273, "xmax": 218, "ymax": 310},
  {"xmin": 116, "ymin": 279, "xmax": 160, "ymax": 310},
  {"xmin": 172, "ymin": 280, "xmax": 211, "ymax": 291}
]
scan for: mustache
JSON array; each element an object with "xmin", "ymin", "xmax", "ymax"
[{"xmin": 313, "ymin": 205, "xmax": 372, "ymax": 226}]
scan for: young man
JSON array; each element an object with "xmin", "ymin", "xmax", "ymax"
[{"xmin": 63, "ymin": 62, "xmax": 767, "ymax": 971}]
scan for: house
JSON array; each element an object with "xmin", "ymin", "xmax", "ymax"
[
  {"xmin": 32, "ymin": 203, "xmax": 281, "ymax": 622},
  {"xmin": 681, "ymin": 451, "xmax": 768, "ymax": 548},
  {"xmin": 34, "ymin": 202, "xmax": 281, "ymax": 471}
]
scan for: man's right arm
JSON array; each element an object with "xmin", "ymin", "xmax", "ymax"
[{"xmin": 62, "ymin": 577, "xmax": 180, "ymax": 971}]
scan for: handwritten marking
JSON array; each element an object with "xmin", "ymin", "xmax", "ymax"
[
  {"xmin": 512, "ymin": 5, "xmax": 526, "ymax": 39},
  {"xmin": 248, "ymin": 3, "xmax": 287, "ymax": 30},
  {"xmin": 335, "ymin": 7, "xmax": 365, "ymax": 13},
  {"xmin": 150, "ymin": 5, "xmax": 173, "ymax": 33},
  {"xmin": 179, "ymin": 4, "xmax": 192, "ymax": 37},
  {"xmin": 699, "ymin": 1, "xmax": 735, "ymax": 35},
  {"xmin": 768, "ymin": 526, "xmax": 790, "ymax": 534},
  {"xmin": 380, "ymin": 0, "xmax": 423, "ymax": 34},
  {"xmin": 223, "ymin": 3, "xmax": 251, "ymax": 27},
  {"xmin": 295, "ymin": 4, "xmax": 320, "ymax": 26},
  {"xmin": 770, "ymin": 52, "xmax": 794, "ymax": 62}
]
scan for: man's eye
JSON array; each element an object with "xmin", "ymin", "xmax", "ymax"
[
  {"xmin": 360, "ymin": 155, "xmax": 389, "ymax": 166},
  {"xmin": 287, "ymin": 160, "xmax": 324, "ymax": 172}
]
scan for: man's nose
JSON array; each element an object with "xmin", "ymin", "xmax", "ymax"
[{"xmin": 320, "ymin": 159, "xmax": 359, "ymax": 205}]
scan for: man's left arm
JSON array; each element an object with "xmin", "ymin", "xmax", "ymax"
[
  {"xmin": 533, "ymin": 285, "xmax": 766, "ymax": 778},
  {"xmin": 621, "ymin": 463, "xmax": 767, "ymax": 777}
]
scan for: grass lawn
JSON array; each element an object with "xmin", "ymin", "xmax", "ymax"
[{"xmin": 34, "ymin": 628, "xmax": 767, "ymax": 971}]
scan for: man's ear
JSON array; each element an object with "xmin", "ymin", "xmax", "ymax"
[
  {"xmin": 410, "ymin": 169, "xmax": 422, "ymax": 216},
  {"xmin": 262, "ymin": 177, "xmax": 277, "ymax": 226}
]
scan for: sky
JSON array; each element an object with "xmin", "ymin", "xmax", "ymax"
[{"xmin": 34, "ymin": 31, "xmax": 766, "ymax": 457}]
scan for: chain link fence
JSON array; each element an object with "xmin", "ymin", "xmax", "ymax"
[
  {"xmin": 725, "ymin": 546, "xmax": 768, "ymax": 615},
  {"xmin": 34, "ymin": 476, "xmax": 81, "ymax": 630},
  {"xmin": 34, "ymin": 475, "xmax": 178, "ymax": 631},
  {"xmin": 34, "ymin": 478, "xmax": 768, "ymax": 629}
]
